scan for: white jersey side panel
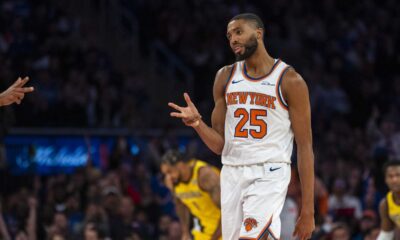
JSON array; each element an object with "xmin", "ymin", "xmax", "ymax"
[{"xmin": 222, "ymin": 59, "xmax": 294, "ymax": 166}]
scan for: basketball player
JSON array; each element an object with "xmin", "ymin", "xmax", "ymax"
[
  {"xmin": 168, "ymin": 13, "xmax": 314, "ymax": 239},
  {"xmin": 377, "ymin": 161, "xmax": 400, "ymax": 239},
  {"xmin": 0, "ymin": 77, "xmax": 34, "ymax": 107},
  {"xmin": 161, "ymin": 150, "xmax": 221, "ymax": 240}
]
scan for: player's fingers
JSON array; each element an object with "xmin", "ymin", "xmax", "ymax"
[
  {"xmin": 170, "ymin": 112, "xmax": 185, "ymax": 118},
  {"xmin": 13, "ymin": 95, "xmax": 21, "ymax": 104},
  {"xmin": 16, "ymin": 77, "xmax": 30, "ymax": 87},
  {"xmin": 183, "ymin": 92, "xmax": 194, "ymax": 106},
  {"xmin": 12, "ymin": 92, "xmax": 24, "ymax": 99},
  {"xmin": 15, "ymin": 87, "xmax": 34, "ymax": 93},
  {"xmin": 168, "ymin": 102, "xmax": 183, "ymax": 112},
  {"xmin": 11, "ymin": 77, "xmax": 22, "ymax": 87},
  {"xmin": 300, "ymin": 232, "xmax": 311, "ymax": 240}
]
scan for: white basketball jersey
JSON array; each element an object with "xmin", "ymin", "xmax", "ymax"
[{"xmin": 222, "ymin": 59, "xmax": 294, "ymax": 166}]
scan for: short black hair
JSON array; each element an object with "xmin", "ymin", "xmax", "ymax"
[
  {"xmin": 383, "ymin": 160, "xmax": 400, "ymax": 174},
  {"xmin": 162, "ymin": 149, "xmax": 185, "ymax": 165},
  {"xmin": 230, "ymin": 13, "xmax": 265, "ymax": 30}
]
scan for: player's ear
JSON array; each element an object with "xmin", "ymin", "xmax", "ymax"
[{"xmin": 256, "ymin": 29, "xmax": 262, "ymax": 40}]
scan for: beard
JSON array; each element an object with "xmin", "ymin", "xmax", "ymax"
[{"xmin": 235, "ymin": 35, "xmax": 258, "ymax": 61}]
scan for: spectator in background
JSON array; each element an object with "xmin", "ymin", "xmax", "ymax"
[
  {"xmin": 48, "ymin": 212, "xmax": 69, "ymax": 239},
  {"xmin": 330, "ymin": 223, "xmax": 351, "ymax": 240},
  {"xmin": 353, "ymin": 210, "xmax": 378, "ymax": 240},
  {"xmin": 83, "ymin": 222, "xmax": 108, "ymax": 240},
  {"xmin": 83, "ymin": 202, "xmax": 109, "ymax": 238},
  {"xmin": 157, "ymin": 214, "xmax": 172, "ymax": 240},
  {"xmin": 364, "ymin": 226, "xmax": 380, "ymax": 240},
  {"xmin": 328, "ymin": 178, "xmax": 362, "ymax": 222},
  {"xmin": 109, "ymin": 137, "xmax": 133, "ymax": 170},
  {"xmin": 108, "ymin": 196, "xmax": 136, "ymax": 240}
]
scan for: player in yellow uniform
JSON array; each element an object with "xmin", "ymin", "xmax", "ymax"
[
  {"xmin": 161, "ymin": 150, "xmax": 221, "ymax": 240},
  {"xmin": 378, "ymin": 161, "xmax": 400, "ymax": 239}
]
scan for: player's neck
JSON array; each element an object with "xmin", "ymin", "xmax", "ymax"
[
  {"xmin": 393, "ymin": 191, "xmax": 400, "ymax": 205},
  {"xmin": 181, "ymin": 161, "xmax": 195, "ymax": 183},
  {"xmin": 244, "ymin": 47, "xmax": 275, "ymax": 75}
]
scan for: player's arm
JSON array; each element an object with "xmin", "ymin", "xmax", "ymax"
[
  {"xmin": 282, "ymin": 69, "xmax": 315, "ymax": 240},
  {"xmin": 174, "ymin": 197, "xmax": 192, "ymax": 240},
  {"xmin": 377, "ymin": 199, "xmax": 395, "ymax": 240},
  {"xmin": 168, "ymin": 66, "xmax": 232, "ymax": 155},
  {"xmin": 194, "ymin": 66, "xmax": 230, "ymax": 155},
  {"xmin": 198, "ymin": 166, "xmax": 221, "ymax": 240},
  {"xmin": 0, "ymin": 77, "xmax": 34, "ymax": 107}
]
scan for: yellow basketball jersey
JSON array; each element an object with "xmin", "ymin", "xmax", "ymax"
[
  {"xmin": 387, "ymin": 191, "xmax": 400, "ymax": 227},
  {"xmin": 174, "ymin": 160, "xmax": 221, "ymax": 240}
]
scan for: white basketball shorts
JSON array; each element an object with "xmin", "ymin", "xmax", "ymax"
[{"xmin": 220, "ymin": 162, "xmax": 291, "ymax": 240}]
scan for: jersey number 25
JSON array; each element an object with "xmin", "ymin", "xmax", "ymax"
[{"xmin": 234, "ymin": 108, "xmax": 267, "ymax": 139}]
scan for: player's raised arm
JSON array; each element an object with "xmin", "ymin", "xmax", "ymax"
[
  {"xmin": 0, "ymin": 77, "xmax": 34, "ymax": 107},
  {"xmin": 377, "ymin": 199, "xmax": 395, "ymax": 240},
  {"xmin": 281, "ymin": 68, "xmax": 315, "ymax": 240},
  {"xmin": 168, "ymin": 66, "xmax": 232, "ymax": 155}
]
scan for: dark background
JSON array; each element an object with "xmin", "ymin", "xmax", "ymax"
[{"xmin": 0, "ymin": 0, "xmax": 399, "ymax": 239}]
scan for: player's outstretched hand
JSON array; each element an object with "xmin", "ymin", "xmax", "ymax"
[
  {"xmin": 293, "ymin": 212, "xmax": 315, "ymax": 240},
  {"xmin": 0, "ymin": 77, "xmax": 34, "ymax": 106},
  {"xmin": 168, "ymin": 93, "xmax": 202, "ymax": 127}
]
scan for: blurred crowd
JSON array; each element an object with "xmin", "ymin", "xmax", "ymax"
[
  {"xmin": 0, "ymin": 136, "xmax": 184, "ymax": 240},
  {"xmin": 0, "ymin": 0, "xmax": 400, "ymax": 239}
]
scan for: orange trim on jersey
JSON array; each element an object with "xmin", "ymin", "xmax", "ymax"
[
  {"xmin": 242, "ymin": 59, "xmax": 281, "ymax": 82},
  {"xmin": 239, "ymin": 215, "xmax": 279, "ymax": 240},
  {"xmin": 275, "ymin": 66, "xmax": 291, "ymax": 111},
  {"xmin": 224, "ymin": 63, "xmax": 237, "ymax": 95}
]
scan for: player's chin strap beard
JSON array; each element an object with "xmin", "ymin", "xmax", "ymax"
[{"xmin": 236, "ymin": 36, "xmax": 258, "ymax": 61}]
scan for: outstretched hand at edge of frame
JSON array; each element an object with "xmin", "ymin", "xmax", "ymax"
[{"xmin": 0, "ymin": 77, "xmax": 34, "ymax": 107}]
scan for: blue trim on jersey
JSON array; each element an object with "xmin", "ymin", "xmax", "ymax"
[
  {"xmin": 278, "ymin": 66, "xmax": 291, "ymax": 108},
  {"xmin": 243, "ymin": 59, "xmax": 280, "ymax": 81},
  {"xmin": 258, "ymin": 228, "xmax": 278, "ymax": 240}
]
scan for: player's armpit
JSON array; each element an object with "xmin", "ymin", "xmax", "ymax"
[
  {"xmin": 379, "ymin": 199, "xmax": 395, "ymax": 231},
  {"xmin": 198, "ymin": 166, "xmax": 221, "ymax": 208}
]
